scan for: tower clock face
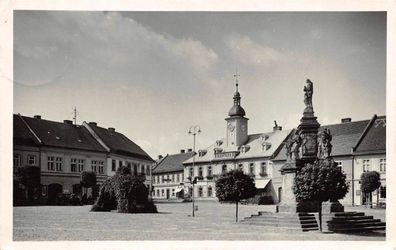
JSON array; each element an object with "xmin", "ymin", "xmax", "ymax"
[{"xmin": 228, "ymin": 123, "xmax": 235, "ymax": 132}]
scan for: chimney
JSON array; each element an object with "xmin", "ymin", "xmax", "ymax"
[
  {"xmin": 188, "ymin": 148, "xmax": 193, "ymax": 152},
  {"xmin": 108, "ymin": 127, "xmax": 115, "ymax": 132},
  {"xmin": 34, "ymin": 115, "xmax": 41, "ymax": 119},
  {"xmin": 180, "ymin": 149, "xmax": 185, "ymax": 153},
  {"xmin": 89, "ymin": 122, "xmax": 97, "ymax": 126},
  {"xmin": 158, "ymin": 155, "xmax": 163, "ymax": 160},
  {"xmin": 273, "ymin": 120, "xmax": 282, "ymax": 131},
  {"xmin": 341, "ymin": 118, "xmax": 352, "ymax": 123},
  {"xmin": 64, "ymin": 120, "xmax": 73, "ymax": 124}
]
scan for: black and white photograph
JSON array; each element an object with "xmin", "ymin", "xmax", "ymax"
[{"xmin": 1, "ymin": 1, "xmax": 395, "ymax": 249}]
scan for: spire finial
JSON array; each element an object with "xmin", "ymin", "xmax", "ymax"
[{"xmin": 233, "ymin": 69, "xmax": 240, "ymax": 92}]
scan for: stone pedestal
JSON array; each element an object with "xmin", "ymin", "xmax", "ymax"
[
  {"xmin": 277, "ymin": 161, "xmax": 299, "ymax": 213},
  {"xmin": 320, "ymin": 201, "xmax": 345, "ymax": 233}
]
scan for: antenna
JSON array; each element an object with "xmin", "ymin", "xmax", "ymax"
[{"xmin": 72, "ymin": 106, "xmax": 78, "ymax": 125}]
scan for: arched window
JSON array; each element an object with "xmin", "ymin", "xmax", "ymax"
[
  {"xmin": 189, "ymin": 167, "xmax": 194, "ymax": 177},
  {"xmin": 198, "ymin": 186, "xmax": 203, "ymax": 197},
  {"xmin": 249, "ymin": 163, "xmax": 255, "ymax": 175},
  {"xmin": 198, "ymin": 167, "xmax": 203, "ymax": 177},
  {"xmin": 207, "ymin": 166, "xmax": 212, "ymax": 177},
  {"xmin": 208, "ymin": 186, "xmax": 213, "ymax": 197},
  {"xmin": 222, "ymin": 165, "xmax": 227, "ymax": 174},
  {"xmin": 260, "ymin": 162, "xmax": 267, "ymax": 177}
]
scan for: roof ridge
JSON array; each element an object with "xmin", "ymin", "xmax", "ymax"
[{"xmin": 352, "ymin": 114, "xmax": 377, "ymax": 152}]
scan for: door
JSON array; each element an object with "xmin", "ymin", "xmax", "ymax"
[
  {"xmin": 278, "ymin": 187, "xmax": 282, "ymax": 203},
  {"xmin": 166, "ymin": 189, "xmax": 170, "ymax": 199},
  {"xmin": 48, "ymin": 183, "xmax": 63, "ymax": 204}
]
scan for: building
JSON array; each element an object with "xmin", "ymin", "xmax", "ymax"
[
  {"xmin": 182, "ymin": 83, "xmax": 292, "ymax": 202},
  {"xmin": 152, "ymin": 150, "xmax": 194, "ymax": 200},
  {"xmin": 271, "ymin": 115, "xmax": 386, "ymax": 206},
  {"xmin": 13, "ymin": 114, "xmax": 154, "ymax": 204},
  {"xmin": 83, "ymin": 121, "xmax": 155, "ymax": 190}
]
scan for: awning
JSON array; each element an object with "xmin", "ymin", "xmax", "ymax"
[{"xmin": 255, "ymin": 179, "xmax": 271, "ymax": 189}]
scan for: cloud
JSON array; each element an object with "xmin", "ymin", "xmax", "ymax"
[{"xmin": 226, "ymin": 35, "xmax": 285, "ymax": 67}]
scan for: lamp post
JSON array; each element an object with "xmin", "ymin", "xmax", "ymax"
[{"xmin": 188, "ymin": 125, "xmax": 201, "ymax": 217}]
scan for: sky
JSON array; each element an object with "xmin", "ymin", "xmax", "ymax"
[{"xmin": 13, "ymin": 11, "xmax": 386, "ymax": 159}]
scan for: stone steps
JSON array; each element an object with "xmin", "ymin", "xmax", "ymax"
[
  {"xmin": 241, "ymin": 212, "xmax": 319, "ymax": 232},
  {"xmin": 324, "ymin": 211, "xmax": 386, "ymax": 233}
]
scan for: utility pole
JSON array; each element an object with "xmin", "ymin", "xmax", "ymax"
[{"xmin": 188, "ymin": 125, "xmax": 201, "ymax": 217}]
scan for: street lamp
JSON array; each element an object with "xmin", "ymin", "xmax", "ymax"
[{"xmin": 188, "ymin": 125, "xmax": 201, "ymax": 217}]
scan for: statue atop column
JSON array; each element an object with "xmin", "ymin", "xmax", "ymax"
[
  {"xmin": 317, "ymin": 128, "xmax": 333, "ymax": 159},
  {"xmin": 285, "ymin": 131, "xmax": 302, "ymax": 161},
  {"xmin": 304, "ymin": 79, "xmax": 314, "ymax": 112}
]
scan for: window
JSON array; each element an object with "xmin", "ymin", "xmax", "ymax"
[
  {"xmin": 146, "ymin": 165, "xmax": 150, "ymax": 175},
  {"xmin": 198, "ymin": 187, "xmax": 203, "ymax": 197},
  {"xmin": 172, "ymin": 174, "xmax": 175, "ymax": 183},
  {"xmin": 208, "ymin": 186, "xmax": 212, "ymax": 197},
  {"xmin": 161, "ymin": 175, "xmax": 164, "ymax": 183},
  {"xmin": 176, "ymin": 173, "xmax": 180, "ymax": 183},
  {"xmin": 222, "ymin": 165, "xmax": 227, "ymax": 174},
  {"xmin": 91, "ymin": 160, "xmax": 97, "ymax": 172},
  {"xmin": 55, "ymin": 157, "xmax": 63, "ymax": 171},
  {"xmin": 156, "ymin": 189, "xmax": 160, "ymax": 197},
  {"xmin": 207, "ymin": 166, "xmax": 212, "ymax": 177},
  {"xmin": 181, "ymin": 173, "xmax": 184, "ymax": 181},
  {"xmin": 238, "ymin": 163, "xmax": 243, "ymax": 171},
  {"xmin": 380, "ymin": 186, "xmax": 386, "ymax": 198},
  {"xmin": 47, "ymin": 156, "xmax": 55, "ymax": 170},
  {"xmin": 362, "ymin": 159, "xmax": 371, "ymax": 172},
  {"xmin": 249, "ymin": 163, "xmax": 255, "ymax": 175},
  {"xmin": 172, "ymin": 189, "xmax": 175, "ymax": 197},
  {"xmin": 112, "ymin": 160, "xmax": 116, "ymax": 171},
  {"xmin": 27, "ymin": 155, "xmax": 36, "ymax": 166},
  {"xmin": 380, "ymin": 159, "xmax": 386, "ymax": 172},
  {"xmin": 78, "ymin": 159, "xmax": 84, "ymax": 172},
  {"xmin": 98, "ymin": 161, "xmax": 104, "ymax": 174},
  {"xmin": 71, "ymin": 158, "xmax": 77, "ymax": 172},
  {"xmin": 260, "ymin": 162, "xmax": 267, "ymax": 176},
  {"xmin": 118, "ymin": 160, "xmax": 122, "ymax": 168},
  {"xmin": 198, "ymin": 167, "xmax": 203, "ymax": 177},
  {"xmin": 161, "ymin": 189, "xmax": 165, "ymax": 197},
  {"xmin": 13, "ymin": 154, "xmax": 21, "ymax": 167},
  {"xmin": 335, "ymin": 161, "xmax": 343, "ymax": 171},
  {"xmin": 128, "ymin": 162, "xmax": 132, "ymax": 169},
  {"xmin": 141, "ymin": 165, "xmax": 145, "ymax": 174},
  {"xmin": 189, "ymin": 167, "xmax": 193, "ymax": 177},
  {"xmin": 133, "ymin": 164, "xmax": 138, "ymax": 175}
]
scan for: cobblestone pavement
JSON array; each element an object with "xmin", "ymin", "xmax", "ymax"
[{"xmin": 13, "ymin": 201, "xmax": 385, "ymax": 241}]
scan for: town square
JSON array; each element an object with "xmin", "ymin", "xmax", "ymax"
[{"xmin": 1, "ymin": 5, "xmax": 394, "ymax": 250}]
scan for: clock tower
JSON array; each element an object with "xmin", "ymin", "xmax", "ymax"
[{"xmin": 225, "ymin": 76, "xmax": 249, "ymax": 147}]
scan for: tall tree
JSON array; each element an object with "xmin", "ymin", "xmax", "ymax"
[
  {"xmin": 15, "ymin": 165, "xmax": 41, "ymax": 203},
  {"xmin": 360, "ymin": 171, "xmax": 381, "ymax": 207},
  {"xmin": 215, "ymin": 169, "xmax": 257, "ymax": 222}
]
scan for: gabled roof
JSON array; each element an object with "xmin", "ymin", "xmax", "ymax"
[
  {"xmin": 271, "ymin": 118, "xmax": 371, "ymax": 161},
  {"xmin": 354, "ymin": 115, "xmax": 386, "ymax": 154},
  {"xmin": 153, "ymin": 152, "xmax": 194, "ymax": 174},
  {"xmin": 87, "ymin": 123, "xmax": 154, "ymax": 162},
  {"xmin": 13, "ymin": 114, "xmax": 40, "ymax": 147},
  {"xmin": 183, "ymin": 129, "xmax": 292, "ymax": 164},
  {"xmin": 16, "ymin": 115, "xmax": 107, "ymax": 152}
]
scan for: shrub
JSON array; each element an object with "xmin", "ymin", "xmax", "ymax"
[
  {"xmin": 14, "ymin": 166, "xmax": 41, "ymax": 203},
  {"xmin": 91, "ymin": 166, "xmax": 157, "ymax": 213},
  {"xmin": 293, "ymin": 159, "xmax": 349, "ymax": 203}
]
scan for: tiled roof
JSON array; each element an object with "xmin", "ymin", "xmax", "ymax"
[
  {"xmin": 13, "ymin": 115, "xmax": 40, "ymax": 147},
  {"xmin": 153, "ymin": 152, "xmax": 194, "ymax": 174},
  {"xmin": 18, "ymin": 115, "xmax": 107, "ymax": 152},
  {"xmin": 88, "ymin": 124, "xmax": 154, "ymax": 162},
  {"xmin": 354, "ymin": 115, "xmax": 386, "ymax": 154},
  {"xmin": 183, "ymin": 129, "xmax": 292, "ymax": 164},
  {"xmin": 271, "ymin": 119, "xmax": 371, "ymax": 161}
]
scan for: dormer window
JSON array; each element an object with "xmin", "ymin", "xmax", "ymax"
[
  {"xmin": 216, "ymin": 140, "xmax": 223, "ymax": 146},
  {"xmin": 261, "ymin": 142, "xmax": 272, "ymax": 151},
  {"xmin": 198, "ymin": 149, "xmax": 207, "ymax": 157},
  {"xmin": 214, "ymin": 148, "xmax": 223, "ymax": 154},
  {"xmin": 240, "ymin": 145, "xmax": 250, "ymax": 153},
  {"xmin": 260, "ymin": 134, "xmax": 269, "ymax": 141}
]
